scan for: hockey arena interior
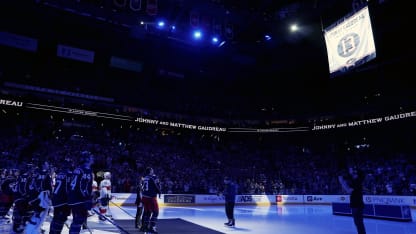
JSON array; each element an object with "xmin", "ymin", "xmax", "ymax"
[{"xmin": 0, "ymin": 0, "xmax": 415, "ymax": 234}]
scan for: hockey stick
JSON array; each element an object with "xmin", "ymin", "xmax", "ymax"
[
  {"xmin": 91, "ymin": 208, "xmax": 130, "ymax": 234},
  {"xmin": 82, "ymin": 221, "xmax": 93, "ymax": 234}
]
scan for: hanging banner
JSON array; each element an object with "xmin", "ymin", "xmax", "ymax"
[
  {"xmin": 324, "ymin": 6, "xmax": 376, "ymax": 77},
  {"xmin": 0, "ymin": 31, "xmax": 38, "ymax": 52},
  {"xmin": 57, "ymin": 44, "xmax": 95, "ymax": 63},
  {"xmin": 110, "ymin": 56, "xmax": 143, "ymax": 72}
]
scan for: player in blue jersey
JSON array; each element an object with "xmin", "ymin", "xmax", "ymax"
[
  {"xmin": 0, "ymin": 170, "xmax": 16, "ymax": 221},
  {"xmin": 49, "ymin": 162, "xmax": 72, "ymax": 234},
  {"xmin": 140, "ymin": 167, "xmax": 161, "ymax": 233},
  {"xmin": 25, "ymin": 161, "xmax": 53, "ymax": 234},
  {"xmin": 11, "ymin": 166, "xmax": 35, "ymax": 233},
  {"xmin": 67, "ymin": 151, "xmax": 94, "ymax": 234}
]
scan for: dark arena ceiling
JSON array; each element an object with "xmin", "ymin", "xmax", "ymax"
[{"xmin": 0, "ymin": 0, "xmax": 414, "ymax": 119}]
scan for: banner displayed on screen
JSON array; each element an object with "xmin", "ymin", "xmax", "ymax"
[
  {"xmin": 324, "ymin": 6, "xmax": 376, "ymax": 77},
  {"xmin": 110, "ymin": 56, "xmax": 143, "ymax": 72},
  {"xmin": 57, "ymin": 44, "xmax": 95, "ymax": 63},
  {"xmin": 0, "ymin": 31, "xmax": 38, "ymax": 52}
]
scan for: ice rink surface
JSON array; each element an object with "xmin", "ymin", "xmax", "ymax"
[{"xmin": 1, "ymin": 204, "xmax": 416, "ymax": 234}]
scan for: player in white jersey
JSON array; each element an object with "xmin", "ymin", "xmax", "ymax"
[
  {"xmin": 89, "ymin": 174, "xmax": 99, "ymax": 217},
  {"xmin": 98, "ymin": 172, "xmax": 112, "ymax": 220}
]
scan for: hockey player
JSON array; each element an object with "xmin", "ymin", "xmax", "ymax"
[
  {"xmin": 0, "ymin": 169, "xmax": 16, "ymax": 223},
  {"xmin": 67, "ymin": 151, "xmax": 94, "ymax": 233},
  {"xmin": 141, "ymin": 167, "xmax": 161, "ymax": 233},
  {"xmin": 98, "ymin": 171, "xmax": 112, "ymax": 220},
  {"xmin": 134, "ymin": 174, "xmax": 144, "ymax": 229},
  {"xmin": 49, "ymin": 162, "xmax": 72, "ymax": 234},
  {"xmin": 25, "ymin": 161, "xmax": 53, "ymax": 234},
  {"xmin": 90, "ymin": 173, "xmax": 99, "ymax": 216},
  {"xmin": 92, "ymin": 174, "xmax": 99, "ymax": 198},
  {"xmin": 11, "ymin": 165, "xmax": 35, "ymax": 234}
]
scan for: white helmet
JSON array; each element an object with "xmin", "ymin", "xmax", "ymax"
[{"xmin": 104, "ymin": 172, "xmax": 111, "ymax": 179}]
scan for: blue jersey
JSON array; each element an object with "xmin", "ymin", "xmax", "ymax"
[
  {"xmin": 35, "ymin": 169, "xmax": 52, "ymax": 193},
  {"xmin": 13, "ymin": 172, "xmax": 31, "ymax": 199},
  {"xmin": 67, "ymin": 166, "xmax": 93, "ymax": 206},
  {"xmin": 142, "ymin": 175, "xmax": 161, "ymax": 198},
  {"xmin": 0, "ymin": 176, "xmax": 15, "ymax": 200},
  {"xmin": 51, "ymin": 168, "xmax": 70, "ymax": 207},
  {"xmin": 26, "ymin": 173, "xmax": 38, "ymax": 201}
]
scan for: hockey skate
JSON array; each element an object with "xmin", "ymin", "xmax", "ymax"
[
  {"xmin": 0, "ymin": 215, "xmax": 10, "ymax": 224},
  {"xmin": 224, "ymin": 219, "xmax": 235, "ymax": 227},
  {"xmin": 146, "ymin": 226, "xmax": 158, "ymax": 233}
]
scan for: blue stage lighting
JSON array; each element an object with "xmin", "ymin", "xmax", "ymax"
[
  {"xmin": 218, "ymin": 41, "xmax": 226, "ymax": 47},
  {"xmin": 193, "ymin": 30, "xmax": 202, "ymax": 40},
  {"xmin": 157, "ymin": 21, "xmax": 165, "ymax": 28}
]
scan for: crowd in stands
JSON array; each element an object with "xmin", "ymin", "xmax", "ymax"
[{"xmin": 1, "ymin": 109, "xmax": 415, "ymax": 197}]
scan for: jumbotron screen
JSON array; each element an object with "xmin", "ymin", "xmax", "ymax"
[{"xmin": 324, "ymin": 5, "xmax": 376, "ymax": 78}]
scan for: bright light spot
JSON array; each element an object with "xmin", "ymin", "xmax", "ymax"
[
  {"xmin": 211, "ymin": 36, "xmax": 219, "ymax": 44},
  {"xmin": 290, "ymin": 24, "xmax": 298, "ymax": 32},
  {"xmin": 218, "ymin": 41, "xmax": 226, "ymax": 47},
  {"xmin": 157, "ymin": 21, "xmax": 165, "ymax": 28},
  {"xmin": 193, "ymin": 30, "xmax": 202, "ymax": 39}
]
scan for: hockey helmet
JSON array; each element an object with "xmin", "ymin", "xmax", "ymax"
[{"xmin": 104, "ymin": 171, "xmax": 111, "ymax": 179}]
